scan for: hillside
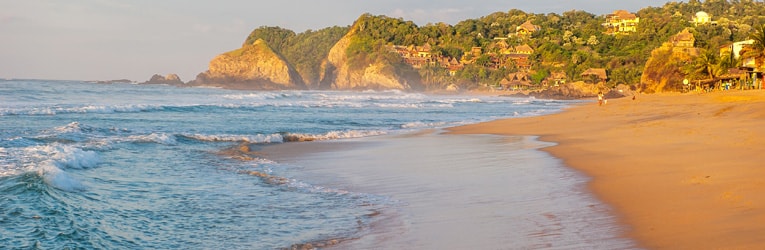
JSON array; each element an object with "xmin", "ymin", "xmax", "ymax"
[{"xmin": 194, "ymin": 0, "xmax": 765, "ymax": 92}]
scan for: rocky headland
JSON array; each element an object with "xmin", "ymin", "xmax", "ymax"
[{"xmin": 188, "ymin": 39, "xmax": 306, "ymax": 90}]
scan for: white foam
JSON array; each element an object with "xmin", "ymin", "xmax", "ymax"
[
  {"xmin": 222, "ymin": 92, "xmax": 303, "ymax": 100},
  {"xmin": 5, "ymin": 104, "xmax": 164, "ymax": 116},
  {"xmin": 23, "ymin": 144, "xmax": 99, "ymax": 170},
  {"xmin": 1, "ymin": 144, "xmax": 95, "ymax": 191},
  {"xmin": 38, "ymin": 163, "xmax": 86, "ymax": 192},
  {"xmin": 283, "ymin": 130, "xmax": 387, "ymax": 142},
  {"xmin": 183, "ymin": 133, "xmax": 285, "ymax": 143},
  {"xmin": 53, "ymin": 121, "xmax": 84, "ymax": 133},
  {"xmin": 400, "ymin": 121, "xmax": 450, "ymax": 129},
  {"xmin": 125, "ymin": 133, "xmax": 178, "ymax": 145}
]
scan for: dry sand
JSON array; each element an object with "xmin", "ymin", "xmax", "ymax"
[{"xmin": 448, "ymin": 90, "xmax": 765, "ymax": 249}]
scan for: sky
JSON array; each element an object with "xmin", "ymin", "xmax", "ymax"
[{"xmin": 0, "ymin": 0, "xmax": 671, "ymax": 82}]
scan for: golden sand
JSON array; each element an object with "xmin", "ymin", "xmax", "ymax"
[{"xmin": 448, "ymin": 90, "xmax": 765, "ymax": 249}]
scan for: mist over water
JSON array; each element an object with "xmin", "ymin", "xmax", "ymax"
[{"xmin": 1, "ymin": 79, "xmax": 586, "ymax": 248}]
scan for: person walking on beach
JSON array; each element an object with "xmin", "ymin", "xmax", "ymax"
[{"xmin": 598, "ymin": 91, "xmax": 604, "ymax": 106}]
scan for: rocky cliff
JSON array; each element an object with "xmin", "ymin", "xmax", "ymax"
[
  {"xmin": 191, "ymin": 39, "xmax": 305, "ymax": 90},
  {"xmin": 319, "ymin": 22, "xmax": 422, "ymax": 90}
]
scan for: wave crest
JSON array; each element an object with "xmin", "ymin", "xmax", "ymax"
[{"xmin": 23, "ymin": 144, "xmax": 100, "ymax": 170}]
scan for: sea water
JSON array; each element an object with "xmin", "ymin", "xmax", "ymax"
[{"xmin": 0, "ymin": 79, "xmax": 615, "ymax": 249}]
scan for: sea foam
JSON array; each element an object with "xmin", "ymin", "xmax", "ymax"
[
  {"xmin": 24, "ymin": 144, "xmax": 100, "ymax": 170},
  {"xmin": 1, "ymin": 144, "xmax": 99, "ymax": 191},
  {"xmin": 182, "ymin": 133, "xmax": 285, "ymax": 143},
  {"xmin": 124, "ymin": 133, "xmax": 178, "ymax": 145}
]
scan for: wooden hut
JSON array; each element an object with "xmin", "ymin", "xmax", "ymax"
[{"xmin": 580, "ymin": 68, "xmax": 608, "ymax": 83}]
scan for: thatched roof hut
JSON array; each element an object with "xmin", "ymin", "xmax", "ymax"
[
  {"xmin": 502, "ymin": 72, "xmax": 533, "ymax": 90},
  {"xmin": 581, "ymin": 68, "xmax": 608, "ymax": 82}
]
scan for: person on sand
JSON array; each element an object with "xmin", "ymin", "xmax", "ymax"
[{"xmin": 598, "ymin": 91, "xmax": 604, "ymax": 106}]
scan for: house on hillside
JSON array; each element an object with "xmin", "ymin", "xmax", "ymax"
[
  {"xmin": 692, "ymin": 11, "xmax": 716, "ymax": 26},
  {"xmin": 603, "ymin": 10, "xmax": 639, "ymax": 34},
  {"xmin": 513, "ymin": 44, "xmax": 534, "ymax": 55},
  {"xmin": 386, "ymin": 43, "xmax": 438, "ymax": 69},
  {"xmin": 516, "ymin": 20, "xmax": 540, "ymax": 37},
  {"xmin": 461, "ymin": 47, "xmax": 483, "ymax": 65},
  {"xmin": 664, "ymin": 28, "xmax": 699, "ymax": 58},
  {"xmin": 417, "ymin": 43, "xmax": 432, "ymax": 58},
  {"xmin": 503, "ymin": 44, "xmax": 535, "ymax": 70},
  {"xmin": 581, "ymin": 68, "xmax": 607, "ymax": 83},
  {"xmin": 670, "ymin": 28, "xmax": 695, "ymax": 48}
]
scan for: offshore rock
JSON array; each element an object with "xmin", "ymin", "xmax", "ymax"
[
  {"xmin": 191, "ymin": 39, "xmax": 306, "ymax": 90},
  {"xmin": 141, "ymin": 74, "xmax": 183, "ymax": 85}
]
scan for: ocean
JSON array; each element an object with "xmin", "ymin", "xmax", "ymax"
[{"xmin": 0, "ymin": 79, "xmax": 634, "ymax": 249}]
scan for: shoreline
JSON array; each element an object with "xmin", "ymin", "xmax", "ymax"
[
  {"xmin": 448, "ymin": 90, "xmax": 765, "ymax": 249},
  {"xmin": 259, "ymin": 131, "xmax": 635, "ymax": 249}
]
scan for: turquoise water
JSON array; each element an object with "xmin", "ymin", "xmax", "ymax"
[{"xmin": 0, "ymin": 80, "xmax": 570, "ymax": 249}]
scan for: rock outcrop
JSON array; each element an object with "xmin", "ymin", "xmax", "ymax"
[
  {"xmin": 141, "ymin": 74, "xmax": 183, "ymax": 85},
  {"xmin": 639, "ymin": 29, "xmax": 699, "ymax": 93},
  {"xmin": 319, "ymin": 19, "xmax": 422, "ymax": 90},
  {"xmin": 511, "ymin": 81, "xmax": 630, "ymax": 100},
  {"xmin": 191, "ymin": 39, "xmax": 306, "ymax": 90}
]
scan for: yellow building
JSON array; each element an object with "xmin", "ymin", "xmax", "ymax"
[
  {"xmin": 603, "ymin": 10, "xmax": 639, "ymax": 34},
  {"xmin": 515, "ymin": 20, "xmax": 539, "ymax": 36}
]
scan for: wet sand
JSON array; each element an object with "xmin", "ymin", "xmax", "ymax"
[
  {"xmin": 262, "ymin": 132, "xmax": 635, "ymax": 249},
  {"xmin": 449, "ymin": 90, "xmax": 765, "ymax": 249}
]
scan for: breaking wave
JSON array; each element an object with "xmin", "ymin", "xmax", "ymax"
[{"xmin": 1, "ymin": 144, "xmax": 98, "ymax": 191}]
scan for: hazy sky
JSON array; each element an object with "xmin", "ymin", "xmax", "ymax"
[{"xmin": 0, "ymin": 0, "xmax": 671, "ymax": 82}]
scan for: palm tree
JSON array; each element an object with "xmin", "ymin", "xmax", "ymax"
[
  {"xmin": 742, "ymin": 24, "xmax": 765, "ymax": 71},
  {"xmin": 685, "ymin": 50, "xmax": 724, "ymax": 81}
]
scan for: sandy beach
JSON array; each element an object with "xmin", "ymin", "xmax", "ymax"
[{"xmin": 449, "ymin": 90, "xmax": 765, "ymax": 249}]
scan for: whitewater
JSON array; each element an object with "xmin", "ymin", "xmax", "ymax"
[{"xmin": 1, "ymin": 79, "xmax": 632, "ymax": 249}]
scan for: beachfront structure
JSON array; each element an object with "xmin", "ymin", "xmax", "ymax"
[
  {"xmin": 501, "ymin": 72, "xmax": 532, "ymax": 90},
  {"xmin": 720, "ymin": 40, "xmax": 755, "ymax": 60},
  {"xmin": 737, "ymin": 41, "xmax": 765, "ymax": 89},
  {"xmin": 547, "ymin": 71, "xmax": 567, "ymax": 86},
  {"xmin": 581, "ymin": 68, "xmax": 608, "ymax": 83},
  {"xmin": 603, "ymin": 10, "xmax": 640, "ymax": 34}
]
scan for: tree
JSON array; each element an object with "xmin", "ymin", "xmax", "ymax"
[
  {"xmin": 685, "ymin": 50, "xmax": 725, "ymax": 82},
  {"xmin": 743, "ymin": 24, "xmax": 765, "ymax": 71}
]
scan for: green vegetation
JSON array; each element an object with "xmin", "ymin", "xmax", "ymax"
[
  {"xmin": 239, "ymin": 0, "xmax": 765, "ymax": 90},
  {"xmin": 243, "ymin": 26, "xmax": 349, "ymax": 85}
]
